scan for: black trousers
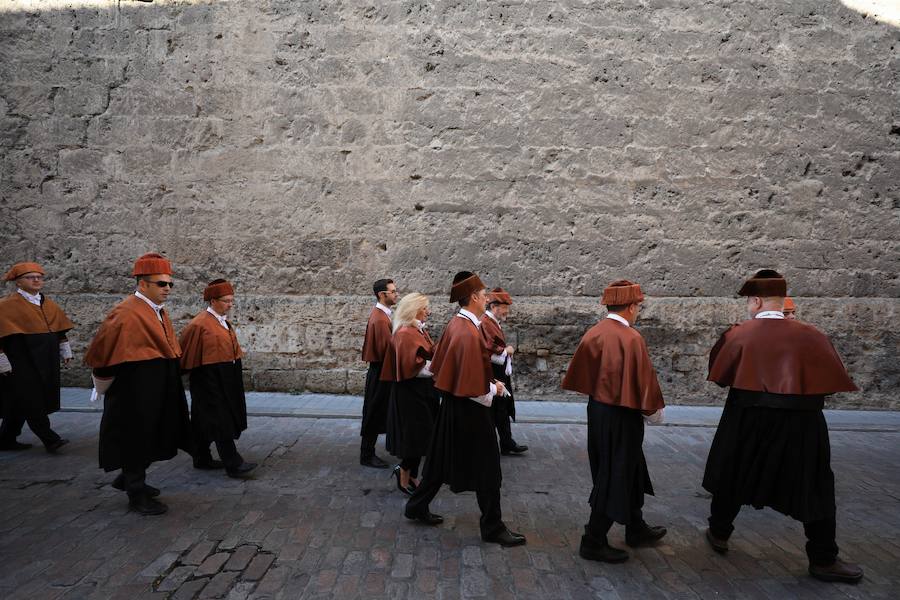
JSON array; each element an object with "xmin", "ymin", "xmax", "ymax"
[
  {"xmin": 399, "ymin": 456, "xmax": 421, "ymax": 478},
  {"xmin": 406, "ymin": 479, "xmax": 504, "ymax": 538},
  {"xmin": 709, "ymin": 494, "xmax": 839, "ymax": 566},
  {"xmin": 493, "ymin": 396, "xmax": 515, "ymax": 450},
  {"xmin": 195, "ymin": 437, "xmax": 242, "ymax": 469},
  {"xmin": 586, "ymin": 506, "xmax": 646, "ymax": 541},
  {"xmin": 0, "ymin": 413, "xmax": 60, "ymax": 447},
  {"xmin": 360, "ymin": 433, "xmax": 380, "ymax": 460}
]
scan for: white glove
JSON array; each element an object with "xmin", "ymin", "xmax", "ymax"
[
  {"xmin": 504, "ymin": 355, "xmax": 512, "ymax": 377},
  {"xmin": 416, "ymin": 360, "xmax": 433, "ymax": 378},
  {"xmin": 91, "ymin": 374, "xmax": 114, "ymax": 403},
  {"xmin": 470, "ymin": 383, "xmax": 497, "ymax": 407},
  {"xmin": 643, "ymin": 408, "xmax": 665, "ymax": 425},
  {"xmin": 60, "ymin": 341, "xmax": 73, "ymax": 361},
  {"xmin": 0, "ymin": 353, "xmax": 10, "ymax": 374}
]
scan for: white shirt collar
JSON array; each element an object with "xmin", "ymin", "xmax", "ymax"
[
  {"xmin": 206, "ymin": 306, "xmax": 230, "ymax": 329},
  {"xmin": 375, "ymin": 302, "xmax": 393, "ymax": 317},
  {"xmin": 413, "ymin": 319, "xmax": 426, "ymax": 331},
  {"xmin": 484, "ymin": 310, "xmax": 500, "ymax": 324},
  {"xmin": 755, "ymin": 310, "xmax": 784, "ymax": 320},
  {"xmin": 606, "ymin": 313, "xmax": 631, "ymax": 327},
  {"xmin": 134, "ymin": 290, "xmax": 164, "ymax": 320},
  {"xmin": 457, "ymin": 308, "xmax": 482, "ymax": 328},
  {"xmin": 17, "ymin": 288, "xmax": 42, "ymax": 306}
]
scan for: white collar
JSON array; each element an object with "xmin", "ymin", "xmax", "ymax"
[
  {"xmin": 484, "ymin": 310, "xmax": 500, "ymax": 325},
  {"xmin": 17, "ymin": 288, "xmax": 42, "ymax": 306},
  {"xmin": 413, "ymin": 319, "xmax": 426, "ymax": 331},
  {"xmin": 206, "ymin": 306, "xmax": 229, "ymax": 328},
  {"xmin": 375, "ymin": 302, "xmax": 393, "ymax": 317},
  {"xmin": 755, "ymin": 310, "xmax": 784, "ymax": 320},
  {"xmin": 457, "ymin": 308, "xmax": 482, "ymax": 328},
  {"xmin": 606, "ymin": 313, "xmax": 631, "ymax": 327},
  {"xmin": 134, "ymin": 290, "xmax": 164, "ymax": 313}
]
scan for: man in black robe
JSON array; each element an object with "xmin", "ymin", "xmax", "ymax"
[
  {"xmin": 85, "ymin": 253, "xmax": 191, "ymax": 516},
  {"xmin": 703, "ymin": 269, "xmax": 863, "ymax": 583},
  {"xmin": 0, "ymin": 262, "xmax": 74, "ymax": 453},
  {"xmin": 359, "ymin": 278, "xmax": 398, "ymax": 468}
]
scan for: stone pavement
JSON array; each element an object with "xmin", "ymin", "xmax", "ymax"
[{"xmin": 1, "ymin": 398, "xmax": 899, "ymax": 599}]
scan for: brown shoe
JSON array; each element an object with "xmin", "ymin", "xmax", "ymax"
[
  {"xmin": 705, "ymin": 528, "xmax": 728, "ymax": 554},
  {"xmin": 809, "ymin": 559, "xmax": 863, "ymax": 584}
]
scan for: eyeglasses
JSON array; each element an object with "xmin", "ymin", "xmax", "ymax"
[
  {"xmin": 147, "ymin": 280, "xmax": 174, "ymax": 288},
  {"xmin": 18, "ymin": 275, "xmax": 44, "ymax": 281}
]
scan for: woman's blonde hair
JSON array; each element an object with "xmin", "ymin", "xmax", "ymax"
[{"xmin": 392, "ymin": 292, "xmax": 429, "ymax": 333}]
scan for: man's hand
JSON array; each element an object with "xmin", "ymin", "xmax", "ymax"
[
  {"xmin": 495, "ymin": 380, "xmax": 507, "ymax": 397},
  {"xmin": 0, "ymin": 353, "xmax": 11, "ymax": 375},
  {"xmin": 505, "ymin": 345, "xmax": 515, "ymax": 356},
  {"xmin": 60, "ymin": 341, "xmax": 74, "ymax": 365}
]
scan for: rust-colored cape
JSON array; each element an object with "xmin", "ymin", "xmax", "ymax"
[
  {"xmin": 0, "ymin": 292, "xmax": 74, "ymax": 338},
  {"xmin": 562, "ymin": 319, "xmax": 665, "ymax": 412},
  {"xmin": 381, "ymin": 326, "xmax": 434, "ymax": 382},
  {"xmin": 361, "ymin": 307, "xmax": 392, "ymax": 363},
  {"xmin": 431, "ymin": 315, "xmax": 493, "ymax": 398},
  {"xmin": 480, "ymin": 314, "xmax": 506, "ymax": 355},
  {"xmin": 707, "ymin": 318, "xmax": 857, "ymax": 395},
  {"xmin": 179, "ymin": 311, "xmax": 243, "ymax": 371},
  {"xmin": 84, "ymin": 295, "xmax": 181, "ymax": 368}
]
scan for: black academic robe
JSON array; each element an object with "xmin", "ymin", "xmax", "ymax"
[
  {"xmin": 702, "ymin": 388, "xmax": 835, "ymax": 522},
  {"xmin": 188, "ymin": 359, "xmax": 248, "ymax": 442},
  {"xmin": 490, "ymin": 362, "xmax": 516, "ymax": 422},
  {"xmin": 97, "ymin": 358, "xmax": 191, "ymax": 471},
  {"xmin": 362, "ymin": 362, "xmax": 390, "ymax": 437},
  {"xmin": 587, "ymin": 399, "xmax": 654, "ymax": 525},
  {"xmin": 386, "ymin": 377, "xmax": 439, "ymax": 459},
  {"xmin": 1, "ymin": 331, "xmax": 64, "ymax": 419}
]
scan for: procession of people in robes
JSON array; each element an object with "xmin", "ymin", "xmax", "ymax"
[{"xmin": 0, "ymin": 254, "xmax": 866, "ymax": 582}]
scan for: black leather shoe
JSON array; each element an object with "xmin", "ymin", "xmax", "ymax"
[
  {"xmin": 809, "ymin": 559, "xmax": 864, "ymax": 583},
  {"xmin": 45, "ymin": 438, "xmax": 69, "ymax": 453},
  {"xmin": 500, "ymin": 444, "xmax": 528, "ymax": 456},
  {"xmin": 112, "ymin": 474, "xmax": 160, "ymax": 498},
  {"xmin": 0, "ymin": 441, "xmax": 33, "ymax": 451},
  {"xmin": 128, "ymin": 495, "xmax": 168, "ymax": 516},
  {"xmin": 404, "ymin": 509, "xmax": 444, "ymax": 525},
  {"xmin": 625, "ymin": 523, "xmax": 667, "ymax": 547},
  {"xmin": 483, "ymin": 527, "xmax": 527, "ymax": 547},
  {"xmin": 579, "ymin": 536, "xmax": 629, "ymax": 563},
  {"xmin": 705, "ymin": 528, "xmax": 729, "ymax": 554},
  {"xmin": 226, "ymin": 462, "xmax": 257, "ymax": 478},
  {"xmin": 360, "ymin": 455, "xmax": 389, "ymax": 469},
  {"xmin": 193, "ymin": 458, "xmax": 225, "ymax": 470}
]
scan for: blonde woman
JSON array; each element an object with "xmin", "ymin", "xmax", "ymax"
[{"xmin": 380, "ymin": 293, "xmax": 439, "ymax": 494}]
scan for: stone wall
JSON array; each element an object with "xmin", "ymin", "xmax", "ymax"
[{"xmin": 1, "ymin": 1, "xmax": 898, "ymax": 407}]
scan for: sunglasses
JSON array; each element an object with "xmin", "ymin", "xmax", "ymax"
[{"xmin": 147, "ymin": 280, "xmax": 175, "ymax": 288}]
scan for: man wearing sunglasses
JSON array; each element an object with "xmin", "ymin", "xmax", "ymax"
[
  {"xmin": 0, "ymin": 262, "xmax": 75, "ymax": 453},
  {"xmin": 85, "ymin": 253, "xmax": 191, "ymax": 516}
]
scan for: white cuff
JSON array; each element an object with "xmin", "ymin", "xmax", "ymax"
[
  {"xmin": 490, "ymin": 353, "xmax": 506, "ymax": 365},
  {"xmin": 60, "ymin": 341, "xmax": 73, "ymax": 360},
  {"xmin": 416, "ymin": 360, "xmax": 433, "ymax": 378},
  {"xmin": 0, "ymin": 353, "xmax": 10, "ymax": 374},
  {"xmin": 470, "ymin": 383, "xmax": 496, "ymax": 407},
  {"xmin": 92, "ymin": 374, "xmax": 114, "ymax": 394},
  {"xmin": 643, "ymin": 408, "xmax": 665, "ymax": 425}
]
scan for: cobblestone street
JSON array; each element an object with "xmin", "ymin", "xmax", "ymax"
[{"xmin": 1, "ymin": 407, "xmax": 898, "ymax": 599}]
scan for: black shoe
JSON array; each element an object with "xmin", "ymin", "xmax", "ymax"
[
  {"xmin": 391, "ymin": 465, "xmax": 414, "ymax": 496},
  {"xmin": 483, "ymin": 527, "xmax": 527, "ymax": 547},
  {"xmin": 625, "ymin": 523, "xmax": 667, "ymax": 547},
  {"xmin": 705, "ymin": 528, "xmax": 729, "ymax": 554},
  {"xmin": 112, "ymin": 474, "xmax": 161, "ymax": 498},
  {"xmin": 128, "ymin": 494, "xmax": 168, "ymax": 516},
  {"xmin": 809, "ymin": 559, "xmax": 863, "ymax": 583},
  {"xmin": 193, "ymin": 458, "xmax": 225, "ymax": 470},
  {"xmin": 45, "ymin": 438, "xmax": 69, "ymax": 454},
  {"xmin": 360, "ymin": 455, "xmax": 389, "ymax": 469},
  {"xmin": 0, "ymin": 441, "xmax": 33, "ymax": 451},
  {"xmin": 226, "ymin": 462, "xmax": 257, "ymax": 478},
  {"xmin": 404, "ymin": 509, "xmax": 444, "ymax": 525},
  {"xmin": 500, "ymin": 443, "xmax": 528, "ymax": 456},
  {"xmin": 579, "ymin": 536, "xmax": 629, "ymax": 563}
]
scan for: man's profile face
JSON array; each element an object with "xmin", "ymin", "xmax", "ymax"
[
  {"xmin": 16, "ymin": 272, "xmax": 44, "ymax": 295},
  {"xmin": 492, "ymin": 303, "xmax": 510, "ymax": 321},
  {"xmin": 211, "ymin": 294, "xmax": 234, "ymax": 316},
  {"xmin": 469, "ymin": 289, "xmax": 488, "ymax": 315},
  {"xmin": 139, "ymin": 274, "xmax": 174, "ymax": 305},
  {"xmin": 380, "ymin": 283, "xmax": 399, "ymax": 307}
]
